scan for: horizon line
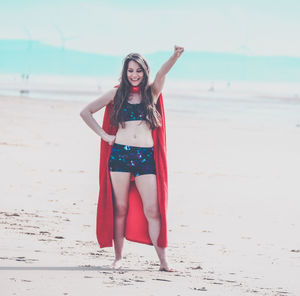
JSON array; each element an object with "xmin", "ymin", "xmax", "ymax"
[{"xmin": 1, "ymin": 38, "xmax": 300, "ymax": 59}]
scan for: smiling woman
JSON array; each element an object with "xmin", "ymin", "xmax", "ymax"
[
  {"xmin": 127, "ymin": 60, "xmax": 144, "ymax": 86},
  {"xmin": 80, "ymin": 45, "xmax": 184, "ymax": 272},
  {"xmin": 111, "ymin": 53, "xmax": 162, "ymax": 131}
]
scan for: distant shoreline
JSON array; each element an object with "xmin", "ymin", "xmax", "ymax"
[{"xmin": 1, "ymin": 74, "xmax": 300, "ymax": 103}]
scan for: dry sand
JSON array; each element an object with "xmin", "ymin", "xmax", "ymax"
[{"xmin": 1, "ymin": 91, "xmax": 300, "ymax": 296}]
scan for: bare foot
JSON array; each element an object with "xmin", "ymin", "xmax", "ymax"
[
  {"xmin": 111, "ymin": 258, "xmax": 122, "ymax": 269},
  {"xmin": 159, "ymin": 261, "xmax": 175, "ymax": 272},
  {"xmin": 159, "ymin": 266, "xmax": 175, "ymax": 272}
]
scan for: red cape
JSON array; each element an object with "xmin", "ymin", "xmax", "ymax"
[{"xmin": 96, "ymin": 92, "xmax": 168, "ymax": 248}]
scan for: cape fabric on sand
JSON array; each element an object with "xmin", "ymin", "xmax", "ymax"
[{"xmin": 96, "ymin": 93, "xmax": 168, "ymax": 248}]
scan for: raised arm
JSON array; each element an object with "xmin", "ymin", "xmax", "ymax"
[
  {"xmin": 80, "ymin": 88, "xmax": 117, "ymax": 145},
  {"xmin": 151, "ymin": 45, "xmax": 184, "ymax": 103}
]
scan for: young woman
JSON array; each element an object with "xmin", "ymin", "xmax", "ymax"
[{"xmin": 80, "ymin": 45, "xmax": 184, "ymax": 271}]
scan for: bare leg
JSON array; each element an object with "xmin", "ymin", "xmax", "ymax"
[
  {"xmin": 110, "ymin": 171, "xmax": 131, "ymax": 268},
  {"xmin": 135, "ymin": 174, "xmax": 171, "ymax": 271}
]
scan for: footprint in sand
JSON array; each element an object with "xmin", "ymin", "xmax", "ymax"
[
  {"xmin": 225, "ymin": 279, "xmax": 237, "ymax": 283},
  {"xmin": 152, "ymin": 278, "xmax": 171, "ymax": 282},
  {"xmin": 14, "ymin": 257, "xmax": 38, "ymax": 263},
  {"xmin": 192, "ymin": 287, "xmax": 207, "ymax": 291},
  {"xmin": 191, "ymin": 265, "xmax": 202, "ymax": 270},
  {"xmin": 39, "ymin": 231, "xmax": 50, "ymax": 235},
  {"xmin": 15, "ymin": 257, "xmax": 26, "ymax": 261},
  {"xmin": 149, "ymin": 262, "xmax": 160, "ymax": 267},
  {"xmin": 3, "ymin": 212, "xmax": 20, "ymax": 217}
]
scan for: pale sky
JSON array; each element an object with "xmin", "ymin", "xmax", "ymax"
[{"xmin": 1, "ymin": 0, "xmax": 300, "ymax": 56}]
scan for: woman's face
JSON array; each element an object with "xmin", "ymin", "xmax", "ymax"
[{"xmin": 127, "ymin": 60, "xmax": 144, "ymax": 87}]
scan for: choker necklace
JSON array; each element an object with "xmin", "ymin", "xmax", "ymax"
[{"xmin": 130, "ymin": 86, "xmax": 140, "ymax": 94}]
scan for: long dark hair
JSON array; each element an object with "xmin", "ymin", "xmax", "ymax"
[{"xmin": 111, "ymin": 53, "xmax": 162, "ymax": 129}]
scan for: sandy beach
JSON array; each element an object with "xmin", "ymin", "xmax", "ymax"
[{"xmin": 1, "ymin": 88, "xmax": 300, "ymax": 295}]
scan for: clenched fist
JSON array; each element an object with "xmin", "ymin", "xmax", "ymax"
[{"xmin": 174, "ymin": 45, "xmax": 184, "ymax": 58}]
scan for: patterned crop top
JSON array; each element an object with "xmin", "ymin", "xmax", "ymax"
[{"xmin": 123, "ymin": 100, "xmax": 146, "ymax": 121}]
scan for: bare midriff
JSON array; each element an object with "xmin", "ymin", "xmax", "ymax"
[{"xmin": 115, "ymin": 120, "xmax": 153, "ymax": 147}]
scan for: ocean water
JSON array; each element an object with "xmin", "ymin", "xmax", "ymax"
[
  {"xmin": 2, "ymin": 40, "xmax": 300, "ymax": 82},
  {"xmin": 1, "ymin": 74, "xmax": 300, "ymax": 129}
]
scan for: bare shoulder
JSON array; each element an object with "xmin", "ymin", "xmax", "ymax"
[
  {"xmin": 83, "ymin": 88, "xmax": 117, "ymax": 114},
  {"xmin": 101, "ymin": 87, "xmax": 118, "ymax": 101}
]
